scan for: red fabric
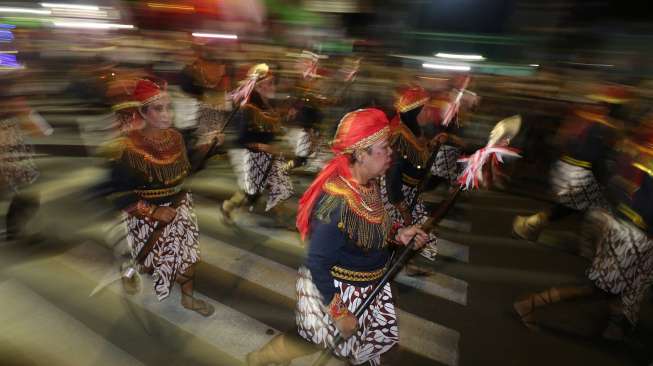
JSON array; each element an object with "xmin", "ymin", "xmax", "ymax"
[
  {"xmin": 395, "ymin": 85, "xmax": 429, "ymax": 113},
  {"xmin": 296, "ymin": 108, "xmax": 390, "ymax": 240},
  {"xmin": 133, "ymin": 78, "xmax": 166, "ymax": 104},
  {"xmin": 389, "ymin": 114, "xmax": 401, "ymax": 131}
]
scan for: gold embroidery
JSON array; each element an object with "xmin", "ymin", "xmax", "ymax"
[
  {"xmin": 340, "ymin": 126, "xmax": 390, "ymax": 154},
  {"xmin": 243, "ymin": 103, "xmax": 281, "ymax": 133},
  {"xmin": 401, "ymin": 173, "xmax": 421, "ymax": 187},
  {"xmin": 575, "ymin": 110, "xmax": 615, "ymax": 128},
  {"xmin": 330, "ymin": 266, "xmax": 385, "ymax": 282},
  {"xmin": 561, "ymin": 155, "xmax": 592, "ymax": 169},
  {"xmin": 392, "ymin": 123, "xmax": 429, "ymax": 168},
  {"xmin": 123, "ymin": 129, "xmax": 191, "ymax": 185},
  {"xmin": 134, "ymin": 184, "xmax": 183, "ymax": 199},
  {"xmin": 395, "ymin": 96, "xmax": 429, "ymax": 113},
  {"xmin": 317, "ymin": 176, "xmax": 392, "ymax": 250},
  {"xmin": 619, "ymin": 203, "xmax": 647, "ymax": 230},
  {"xmin": 633, "ymin": 162, "xmax": 653, "ymax": 177}
]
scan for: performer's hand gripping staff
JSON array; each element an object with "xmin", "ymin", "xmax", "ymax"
[{"xmin": 313, "ymin": 115, "xmax": 522, "ymax": 366}]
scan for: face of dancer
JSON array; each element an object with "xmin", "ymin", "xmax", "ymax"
[
  {"xmin": 417, "ymin": 105, "xmax": 434, "ymax": 127},
  {"xmin": 255, "ymin": 76, "xmax": 276, "ymax": 100},
  {"xmin": 141, "ymin": 95, "xmax": 173, "ymax": 129},
  {"xmin": 357, "ymin": 138, "xmax": 392, "ymax": 179}
]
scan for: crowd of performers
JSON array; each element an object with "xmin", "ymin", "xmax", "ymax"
[
  {"xmin": 513, "ymin": 87, "xmax": 653, "ymax": 341},
  {"xmin": 2, "ymin": 52, "xmax": 653, "ymax": 365},
  {"xmin": 91, "ymin": 57, "xmax": 487, "ymax": 365}
]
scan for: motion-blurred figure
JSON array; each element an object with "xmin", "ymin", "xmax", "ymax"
[
  {"xmin": 248, "ymin": 108, "xmax": 428, "ymax": 366},
  {"xmin": 512, "ymin": 85, "xmax": 629, "ymax": 242},
  {"xmin": 221, "ymin": 64, "xmax": 291, "ymax": 220},
  {"xmin": 1, "ymin": 78, "xmax": 52, "ymax": 240},
  {"xmin": 514, "ymin": 120, "xmax": 653, "ymax": 341},
  {"xmin": 108, "ymin": 78, "xmax": 214, "ymax": 316},
  {"xmin": 381, "ymin": 85, "xmax": 440, "ymax": 271}
]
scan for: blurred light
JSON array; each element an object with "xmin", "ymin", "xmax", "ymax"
[
  {"xmin": 0, "ymin": 7, "xmax": 52, "ymax": 15},
  {"xmin": 423, "ymin": 63, "xmax": 471, "ymax": 71},
  {"xmin": 0, "ymin": 53, "xmax": 20, "ymax": 68},
  {"xmin": 529, "ymin": 64, "xmax": 540, "ymax": 67},
  {"xmin": 53, "ymin": 21, "xmax": 134, "ymax": 29},
  {"xmin": 436, "ymin": 52, "xmax": 485, "ymax": 61},
  {"xmin": 49, "ymin": 8, "xmax": 109, "ymax": 18},
  {"xmin": 567, "ymin": 62, "xmax": 613, "ymax": 68},
  {"xmin": 0, "ymin": 29, "xmax": 14, "ymax": 41},
  {"xmin": 0, "ymin": 50, "xmax": 18, "ymax": 54},
  {"xmin": 41, "ymin": 3, "xmax": 99, "ymax": 11},
  {"xmin": 148, "ymin": 3, "xmax": 195, "ymax": 12},
  {"xmin": 192, "ymin": 32, "xmax": 237, "ymax": 40}
]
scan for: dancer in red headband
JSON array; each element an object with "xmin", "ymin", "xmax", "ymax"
[
  {"xmin": 109, "ymin": 78, "xmax": 214, "ymax": 317},
  {"xmin": 248, "ymin": 108, "xmax": 428, "ymax": 366}
]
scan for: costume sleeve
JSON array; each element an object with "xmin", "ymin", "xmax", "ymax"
[
  {"xmin": 384, "ymin": 150, "xmax": 405, "ymax": 205},
  {"xmin": 107, "ymin": 159, "xmax": 141, "ymax": 211},
  {"xmin": 235, "ymin": 107, "xmax": 250, "ymax": 148},
  {"xmin": 305, "ymin": 205, "xmax": 345, "ymax": 305}
]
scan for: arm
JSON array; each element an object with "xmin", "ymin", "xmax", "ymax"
[{"xmin": 305, "ymin": 207, "xmax": 345, "ymax": 306}]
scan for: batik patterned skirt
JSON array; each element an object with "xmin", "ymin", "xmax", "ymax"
[
  {"xmin": 294, "ymin": 128, "xmax": 320, "ymax": 159},
  {"xmin": 430, "ymin": 145, "xmax": 461, "ymax": 185},
  {"xmin": 195, "ymin": 102, "xmax": 226, "ymax": 138},
  {"xmin": 550, "ymin": 160, "xmax": 608, "ymax": 211},
  {"xmin": 1, "ymin": 117, "xmax": 38, "ymax": 193},
  {"xmin": 228, "ymin": 148, "xmax": 293, "ymax": 211},
  {"xmin": 379, "ymin": 178, "xmax": 438, "ymax": 260},
  {"xmin": 127, "ymin": 192, "xmax": 200, "ymax": 300},
  {"xmin": 587, "ymin": 210, "xmax": 653, "ymax": 325},
  {"xmin": 296, "ymin": 267, "xmax": 399, "ymax": 366}
]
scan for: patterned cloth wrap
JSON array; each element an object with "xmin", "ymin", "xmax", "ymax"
[
  {"xmin": 0, "ymin": 116, "xmax": 39, "ymax": 192},
  {"xmin": 228, "ymin": 148, "xmax": 293, "ymax": 211},
  {"xmin": 587, "ymin": 209, "xmax": 653, "ymax": 325},
  {"xmin": 296, "ymin": 266, "xmax": 399, "ymax": 366},
  {"xmin": 294, "ymin": 128, "xmax": 319, "ymax": 159},
  {"xmin": 430, "ymin": 145, "xmax": 461, "ymax": 185},
  {"xmin": 194, "ymin": 101, "xmax": 226, "ymax": 144},
  {"xmin": 379, "ymin": 177, "xmax": 438, "ymax": 260},
  {"xmin": 127, "ymin": 192, "xmax": 200, "ymax": 300},
  {"xmin": 550, "ymin": 160, "xmax": 608, "ymax": 211}
]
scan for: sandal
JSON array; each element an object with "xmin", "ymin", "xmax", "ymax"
[
  {"xmin": 121, "ymin": 270, "xmax": 141, "ymax": 295},
  {"xmin": 179, "ymin": 274, "xmax": 215, "ymax": 317},
  {"xmin": 182, "ymin": 295, "xmax": 215, "ymax": 317},
  {"xmin": 602, "ymin": 314, "xmax": 627, "ymax": 341},
  {"xmin": 219, "ymin": 203, "xmax": 235, "ymax": 225},
  {"xmin": 513, "ymin": 289, "xmax": 559, "ymax": 330}
]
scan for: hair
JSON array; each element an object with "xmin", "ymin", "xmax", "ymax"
[{"xmin": 347, "ymin": 146, "xmax": 373, "ymax": 164}]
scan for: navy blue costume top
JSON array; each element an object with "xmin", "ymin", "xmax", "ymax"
[
  {"xmin": 102, "ymin": 129, "xmax": 193, "ymax": 210},
  {"xmin": 235, "ymin": 92, "xmax": 280, "ymax": 149},
  {"xmin": 304, "ymin": 176, "xmax": 395, "ymax": 304},
  {"xmin": 559, "ymin": 110, "xmax": 616, "ymax": 172},
  {"xmin": 385, "ymin": 109, "xmax": 432, "ymax": 205},
  {"xmin": 612, "ymin": 151, "xmax": 653, "ymax": 236}
]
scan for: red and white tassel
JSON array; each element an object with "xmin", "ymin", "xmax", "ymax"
[
  {"xmin": 441, "ymin": 76, "xmax": 470, "ymax": 127},
  {"xmin": 229, "ymin": 76, "xmax": 257, "ymax": 107},
  {"xmin": 457, "ymin": 146, "xmax": 521, "ymax": 190}
]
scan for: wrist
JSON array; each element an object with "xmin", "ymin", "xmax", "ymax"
[
  {"xmin": 135, "ymin": 201, "xmax": 156, "ymax": 218},
  {"xmin": 328, "ymin": 293, "xmax": 350, "ymax": 320},
  {"xmin": 148, "ymin": 205, "xmax": 158, "ymax": 217}
]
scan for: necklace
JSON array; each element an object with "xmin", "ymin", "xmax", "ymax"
[
  {"xmin": 138, "ymin": 129, "xmax": 178, "ymax": 153},
  {"xmin": 340, "ymin": 176, "xmax": 380, "ymax": 212}
]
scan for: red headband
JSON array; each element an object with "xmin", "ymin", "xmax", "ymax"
[{"xmin": 296, "ymin": 108, "xmax": 390, "ymax": 240}]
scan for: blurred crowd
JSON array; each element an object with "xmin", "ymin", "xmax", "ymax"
[{"xmin": 2, "ymin": 1, "xmax": 653, "ymax": 364}]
